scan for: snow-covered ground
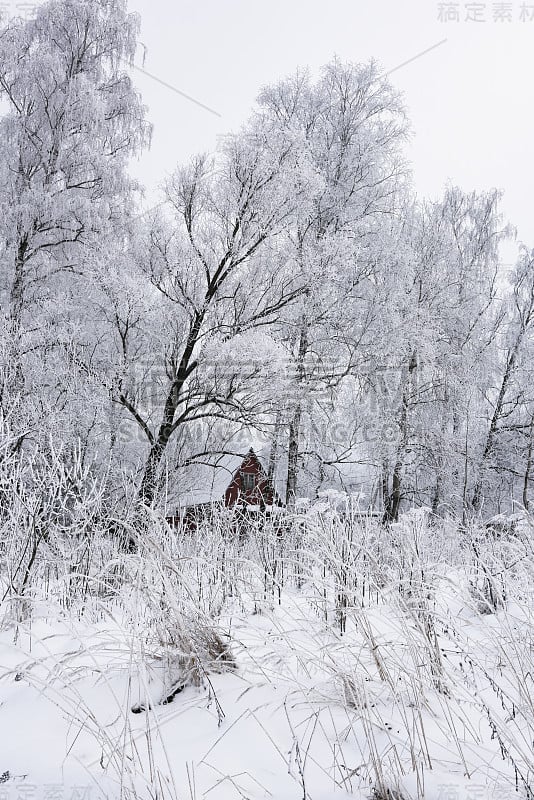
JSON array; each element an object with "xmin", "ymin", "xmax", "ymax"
[{"xmin": 1, "ymin": 512, "xmax": 533, "ymax": 800}]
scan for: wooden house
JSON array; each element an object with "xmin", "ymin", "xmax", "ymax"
[{"xmin": 167, "ymin": 447, "xmax": 281, "ymax": 528}]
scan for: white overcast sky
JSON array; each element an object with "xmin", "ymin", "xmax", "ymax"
[
  {"xmin": 122, "ymin": 0, "xmax": 533, "ymax": 261},
  {"xmin": 6, "ymin": 0, "xmax": 530, "ymax": 255}
]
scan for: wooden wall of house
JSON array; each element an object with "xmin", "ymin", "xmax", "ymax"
[{"xmin": 225, "ymin": 450, "xmax": 274, "ymax": 507}]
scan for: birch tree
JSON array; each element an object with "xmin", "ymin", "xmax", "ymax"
[
  {"xmin": 87, "ymin": 134, "xmax": 308, "ymax": 509},
  {"xmin": 0, "ymin": 0, "xmax": 149, "ymax": 382},
  {"xmin": 470, "ymin": 249, "xmax": 534, "ymax": 513},
  {"xmin": 253, "ymin": 60, "xmax": 408, "ymax": 505},
  {"xmin": 374, "ymin": 188, "xmax": 509, "ymax": 521}
]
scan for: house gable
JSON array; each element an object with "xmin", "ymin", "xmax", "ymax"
[
  {"xmin": 169, "ymin": 446, "xmax": 280, "ymax": 529},
  {"xmin": 225, "ymin": 447, "xmax": 275, "ymax": 508}
]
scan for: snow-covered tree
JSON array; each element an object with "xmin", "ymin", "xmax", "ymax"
[
  {"xmin": 0, "ymin": 0, "xmax": 150, "ymax": 378},
  {"xmin": 373, "ymin": 188, "xmax": 510, "ymax": 520},
  {"xmin": 88, "ymin": 135, "xmax": 308, "ymax": 508},
  {"xmin": 252, "ymin": 59, "xmax": 408, "ymax": 504},
  {"xmin": 470, "ymin": 247, "xmax": 534, "ymax": 513}
]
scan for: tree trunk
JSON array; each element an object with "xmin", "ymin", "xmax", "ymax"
[
  {"xmin": 267, "ymin": 409, "xmax": 283, "ymax": 497},
  {"xmin": 382, "ymin": 351, "xmax": 417, "ymax": 524},
  {"xmin": 381, "ymin": 464, "xmax": 390, "ymax": 517},
  {"xmin": 10, "ymin": 237, "xmax": 27, "ymax": 332},
  {"xmin": 383, "ymin": 457, "xmax": 403, "ymax": 523},
  {"xmin": 6, "ymin": 236, "xmax": 29, "ymax": 393},
  {"xmin": 285, "ymin": 321, "xmax": 308, "ymax": 507},
  {"xmin": 471, "ymin": 337, "xmax": 522, "ymax": 513},
  {"xmin": 522, "ymin": 412, "xmax": 534, "ymax": 511},
  {"xmin": 431, "ymin": 479, "xmax": 441, "ymax": 516},
  {"xmin": 137, "ymin": 308, "xmax": 205, "ymax": 511},
  {"xmin": 285, "ymin": 405, "xmax": 302, "ymax": 507},
  {"xmin": 138, "ymin": 427, "xmax": 173, "ymax": 508}
]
